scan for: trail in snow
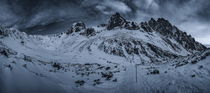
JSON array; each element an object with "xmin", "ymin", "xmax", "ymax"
[{"xmin": 116, "ymin": 64, "xmax": 138, "ymax": 93}]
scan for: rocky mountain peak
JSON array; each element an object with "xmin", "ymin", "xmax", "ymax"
[
  {"xmin": 66, "ymin": 22, "xmax": 86, "ymax": 34},
  {"xmin": 106, "ymin": 13, "xmax": 206, "ymax": 53},
  {"xmin": 148, "ymin": 18, "xmax": 173, "ymax": 35},
  {"xmin": 107, "ymin": 13, "xmax": 127, "ymax": 30},
  {"xmin": 64, "ymin": 13, "xmax": 206, "ymax": 53}
]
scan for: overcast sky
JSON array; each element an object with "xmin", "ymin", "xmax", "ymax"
[{"xmin": 0, "ymin": 0, "xmax": 209, "ymax": 44}]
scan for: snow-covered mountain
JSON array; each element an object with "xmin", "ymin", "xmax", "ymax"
[{"xmin": 0, "ymin": 13, "xmax": 210, "ymax": 93}]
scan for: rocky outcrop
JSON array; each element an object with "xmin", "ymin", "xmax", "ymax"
[
  {"xmin": 80, "ymin": 28, "xmax": 96, "ymax": 37},
  {"xmin": 124, "ymin": 22, "xmax": 140, "ymax": 30},
  {"xmin": 107, "ymin": 13, "xmax": 127, "ymax": 30},
  {"xmin": 107, "ymin": 13, "xmax": 140, "ymax": 30},
  {"xmin": 0, "ymin": 47, "xmax": 17, "ymax": 57},
  {"xmin": 66, "ymin": 22, "xmax": 96, "ymax": 37},
  {"xmin": 172, "ymin": 27, "xmax": 206, "ymax": 51},
  {"xmin": 141, "ymin": 22, "xmax": 153, "ymax": 32},
  {"xmin": 0, "ymin": 26, "xmax": 10, "ymax": 37},
  {"xmin": 66, "ymin": 22, "xmax": 86, "ymax": 34},
  {"xmin": 142, "ymin": 18, "xmax": 206, "ymax": 52},
  {"xmin": 98, "ymin": 37, "xmax": 178, "ymax": 63},
  {"xmin": 145, "ymin": 18, "xmax": 173, "ymax": 35}
]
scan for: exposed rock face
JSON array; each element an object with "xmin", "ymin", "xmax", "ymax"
[
  {"xmin": 65, "ymin": 22, "xmax": 96, "ymax": 37},
  {"xmin": 66, "ymin": 22, "xmax": 86, "ymax": 34},
  {"xmin": 173, "ymin": 27, "xmax": 206, "ymax": 51},
  {"xmin": 0, "ymin": 26, "xmax": 9, "ymax": 37},
  {"xmin": 107, "ymin": 13, "xmax": 140, "ymax": 30},
  {"xmin": 0, "ymin": 25, "xmax": 25, "ymax": 39},
  {"xmin": 80, "ymin": 28, "xmax": 96, "ymax": 37},
  {"xmin": 141, "ymin": 22, "xmax": 153, "ymax": 32},
  {"xmin": 143, "ymin": 18, "xmax": 207, "ymax": 52},
  {"xmin": 124, "ymin": 22, "xmax": 140, "ymax": 30},
  {"xmin": 98, "ymin": 37, "xmax": 178, "ymax": 63},
  {"xmin": 0, "ymin": 47, "xmax": 17, "ymax": 57},
  {"xmin": 147, "ymin": 18, "xmax": 173, "ymax": 35},
  {"xmin": 107, "ymin": 13, "xmax": 127, "ymax": 30}
]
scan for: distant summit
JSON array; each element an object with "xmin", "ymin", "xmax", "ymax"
[
  {"xmin": 105, "ymin": 13, "xmax": 206, "ymax": 52},
  {"xmin": 107, "ymin": 13, "xmax": 127, "ymax": 30}
]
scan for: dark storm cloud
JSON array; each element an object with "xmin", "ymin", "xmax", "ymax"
[
  {"xmin": 196, "ymin": 1, "xmax": 210, "ymax": 21},
  {"xmin": 2, "ymin": 0, "xmax": 87, "ymax": 27},
  {"xmin": 0, "ymin": 0, "xmax": 209, "ymax": 43},
  {"xmin": 1, "ymin": 0, "xmax": 208, "ymax": 26}
]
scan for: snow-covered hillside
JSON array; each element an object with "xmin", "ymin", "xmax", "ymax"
[{"xmin": 0, "ymin": 13, "xmax": 210, "ymax": 93}]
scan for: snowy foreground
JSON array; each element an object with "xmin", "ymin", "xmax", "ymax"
[{"xmin": 1, "ymin": 16, "xmax": 210, "ymax": 93}]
